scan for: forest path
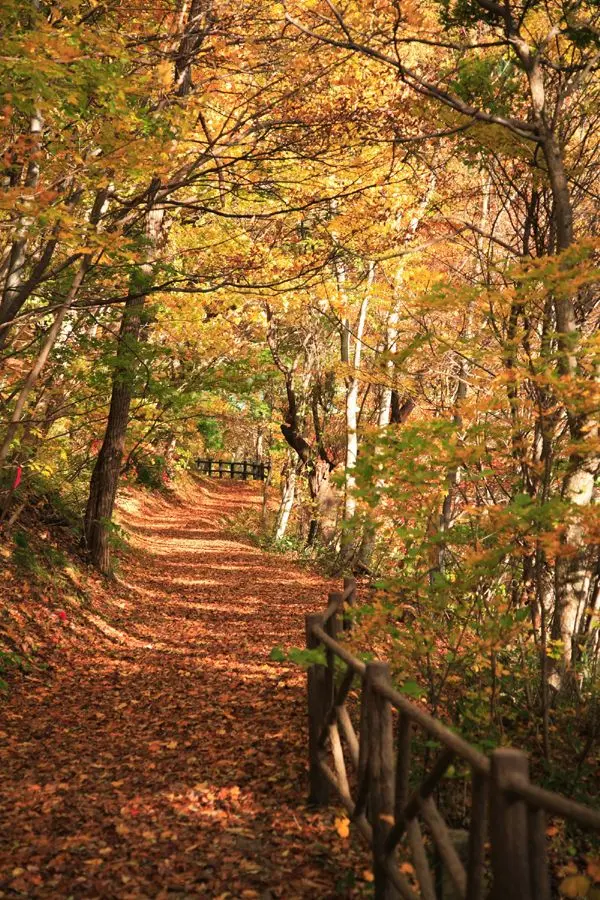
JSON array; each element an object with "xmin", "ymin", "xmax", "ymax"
[{"xmin": 0, "ymin": 479, "xmax": 367, "ymax": 899}]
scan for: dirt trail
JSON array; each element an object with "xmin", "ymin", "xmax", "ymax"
[{"xmin": 0, "ymin": 479, "xmax": 367, "ymax": 899}]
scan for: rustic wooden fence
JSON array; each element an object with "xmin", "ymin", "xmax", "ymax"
[
  {"xmin": 196, "ymin": 458, "xmax": 270, "ymax": 481},
  {"xmin": 306, "ymin": 578, "xmax": 600, "ymax": 900}
]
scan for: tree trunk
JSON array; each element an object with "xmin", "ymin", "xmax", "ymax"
[
  {"xmin": 0, "ymin": 110, "xmax": 43, "ymax": 351},
  {"xmin": 542, "ymin": 134, "xmax": 597, "ymax": 680},
  {"xmin": 342, "ymin": 278, "xmax": 370, "ymax": 525},
  {"xmin": 0, "ymin": 238, "xmax": 101, "ymax": 468},
  {"xmin": 83, "ymin": 291, "xmax": 145, "ymax": 573},
  {"xmin": 274, "ymin": 454, "xmax": 297, "ymax": 541},
  {"xmin": 83, "ymin": 0, "xmax": 206, "ymax": 572},
  {"xmin": 378, "ymin": 305, "xmax": 399, "ymax": 427}
]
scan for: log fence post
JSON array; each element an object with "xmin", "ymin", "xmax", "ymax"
[
  {"xmin": 328, "ymin": 591, "xmax": 344, "ymax": 644},
  {"xmin": 243, "ymin": 460, "xmax": 249, "ymax": 480},
  {"xmin": 208, "ymin": 458, "xmax": 212, "ymax": 477},
  {"xmin": 366, "ymin": 662, "xmax": 399, "ymax": 900},
  {"xmin": 306, "ymin": 613, "xmax": 331, "ymax": 807},
  {"xmin": 489, "ymin": 748, "xmax": 532, "ymax": 900},
  {"xmin": 342, "ymin": 576, "xmax": 356, "ymax": 630}
]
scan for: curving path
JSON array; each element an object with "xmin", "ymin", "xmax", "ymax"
[{"xmin": 0, "ymin": 479, "xmax": 368, "ymax": 899}]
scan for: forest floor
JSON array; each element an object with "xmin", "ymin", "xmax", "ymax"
[{"xmin": 0, "ymin": 477, "xmax": 370, "ymax": 899}]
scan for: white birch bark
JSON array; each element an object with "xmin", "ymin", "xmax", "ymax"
[{"xmin": 274, "ymin": 454, "xmax": 297, "ymax": 541}]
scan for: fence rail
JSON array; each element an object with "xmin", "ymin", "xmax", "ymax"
[
  {"xmin": 196, "ymin": 458, "xmax": 270, "ymax": 481},
  {"xmin": 305, "ymin": 578, "xmax": 600, "ymax": 899}
]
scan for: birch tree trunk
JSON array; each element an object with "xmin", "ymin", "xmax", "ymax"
[
  {"xmin": 378, "ymin": 305, "xmax": 398, "ymax": 427},
  {"xmin": 341, "ymin": 265, "xmax": 371, "ymax": 525},
  {"xmin": 274, "ymin": 453, "xmax": 297, "ymax": 541},
  {"xmin": 521, "ymin": 57, "xmax": 598, "ymax": 677}
]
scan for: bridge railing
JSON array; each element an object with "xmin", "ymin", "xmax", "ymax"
[
  {"xmin": 306, "ymin": 578, "xmax": 600, "ymax": 899},
  {"xmin": 196, "ymin": 458, "xmax": 270, "ymax": 482}
]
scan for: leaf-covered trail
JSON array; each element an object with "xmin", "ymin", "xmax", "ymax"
[{"xmin": 0, "ymin": 479, "xmax": 367, "ymax": 898}]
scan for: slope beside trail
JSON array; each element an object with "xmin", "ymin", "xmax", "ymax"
[{"xmin": 0, "ymin": 479, "xmax": 369, "ymax": 899}]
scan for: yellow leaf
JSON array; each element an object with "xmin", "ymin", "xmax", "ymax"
[
  {"xmin": 560, "ymin": 875, "xmax": 591, "ymax": 898},
  {"xmin": 335, "ymin": 816, "xmax": 350, "ymax": 839},
  {"xmin": 157, "ymin": 61, "xmax": 172, "ymax": 90},
  {"xmin": 166, "ymin": 740, "xmax": 178, "ymax": 749}
]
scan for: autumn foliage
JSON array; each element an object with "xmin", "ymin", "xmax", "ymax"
[{"xmin": 1, "ymin": 0, "xmax": 600, "ymax": 894}]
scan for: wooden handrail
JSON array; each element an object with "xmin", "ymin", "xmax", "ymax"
[
  {"xmin": 322, "ymin": 580, "xmax": 357, "ymax": 625},
  {"xmin": 311, "ymin": 624, "xmax": 366, "ymax": 675},
  {"xmin": 310, "ymin": 620, "xmax": 489, "ymax": 774},
  {"xmin": 377, "ymin": 680, "xmax": 490, "ymax": 775},
  {"xmin": 304, "ymin": 578, "xmax": 600, "ymax": 900},
  {"xmin": 504, "ymin": 774, "xmax": 600, "ymax": 830}
]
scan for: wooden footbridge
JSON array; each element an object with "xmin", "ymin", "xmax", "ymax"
[{"xmin": 196, "ymin": 458, "xmax": 270, "ymax": 481}]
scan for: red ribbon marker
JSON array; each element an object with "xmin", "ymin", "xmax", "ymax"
[{"xmin": 12, "ymin": 466, "xmax": 22, "ymax": 490}]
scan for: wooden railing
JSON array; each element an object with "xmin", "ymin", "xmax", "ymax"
[
  {"xmin": 306, "ymin": 578, "xmax": 600, "ymax": 900},
  {"xmin": 196, "ymin": 458, "xmax": 270, "ymax": 481}
]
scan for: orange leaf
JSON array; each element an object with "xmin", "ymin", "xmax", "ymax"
[{"xmin": 335, "ymin": 816, "xmax": 350, "ymax": 839}]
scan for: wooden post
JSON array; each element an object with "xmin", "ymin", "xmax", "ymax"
[
  {"xmin": 466, "ymin": 770, "xmax": 488, "ymax": 900},
  {"xmin": 343, "ymin": 576, "xmax": 356, "ymax": 630},
  {"xmin": 528, "ymin": 807, "xmax": 551, "ymax": 900},
  {"xmin": 324, "ymin": 602, "xmax": 340, "ymax": 708},
  {"xmin": 366, "ymin": 662, "xmax": 399, "ymax": 900},
  {"xmin": 329, "ymin": 591, "xmax": 344, "ymax": 638},
  {"xmin": 489, "ymin": 748, "xmax": 532, "ymax": 900},
  {"xmin": 218, "ymin": 460, "xmax": 223, "ymax": 478},
  {"xmin": 306, "ymin": 613, "xmax": 331, "ymax": 807},
  {"xmin": 230, "ymin": 460, "xmax": 235, "ymax": 478},
  {"xmin": 208, "ymin": 459, "xmax": 212, "ymax": 477},
  {"xmin": 344, "ymin": 576, "xmax": 357, "ymax": 605},
  {"xmin": 243, "ymin": 460, "xmax": 249, "ymax": 480}
]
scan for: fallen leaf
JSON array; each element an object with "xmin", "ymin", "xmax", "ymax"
[{"xmin": 335, "ymin": 816, "xmax": 350, "ymax": 839}]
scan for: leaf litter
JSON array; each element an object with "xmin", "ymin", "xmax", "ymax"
[{"xmin": 0, "ymin": 478, "xmax": 370, "ymax": 898}]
